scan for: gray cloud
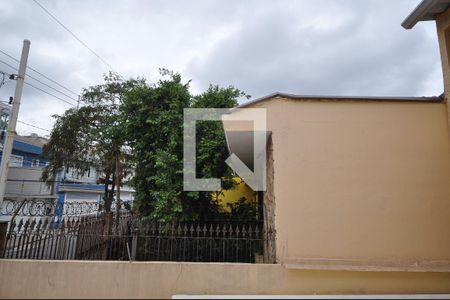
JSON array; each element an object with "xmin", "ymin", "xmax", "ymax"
[
  {"xmin": 0, "ymin": 0, "xmax": 443, "ymax": 135},
  {"xmin": 186, "ymin": 0, "xmax": 441, "ymax": 99}
]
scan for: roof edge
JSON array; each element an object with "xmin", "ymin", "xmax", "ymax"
[
  {"xmin": 402, "ymin": 0, "xmax": 439, "ymax": 29},
  {"xmin": 238, "ymin": 92, "xmax": 443, "ymax": 108}
]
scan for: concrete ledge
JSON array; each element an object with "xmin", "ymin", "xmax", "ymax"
[
  {"xmin": 1, "ymin": 260, "xmax": 450, "ymax": 299},
  {"xmin": 284, "ymin": 258, "xmax": 450, "ymax": 273},
  {"xmin": 173, "ymin": 295, "xmax": 450, "ymax": 299}
]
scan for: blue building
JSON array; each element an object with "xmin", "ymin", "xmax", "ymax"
[
  {"xmin": 0, "ymin": 134, "xmax": 53, "ymax": 222},
  {"xmin": 0, "ymin": 132, "xmax": 134, "ymax": 222},
  {"xmin": 0, "ymin": 134, "xmax": 51, "ymax": 198},
  {"xmin": 8, "ymin": 134, "xmax": 49, "ymax": 168}
]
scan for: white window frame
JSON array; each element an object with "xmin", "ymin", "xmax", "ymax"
[{"xmin": 9, "ymin": 154, "xmax": 24, "ymax": 167}]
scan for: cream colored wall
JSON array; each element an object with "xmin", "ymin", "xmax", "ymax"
[
  {"xmin": 247, "ymin": 98, "xmax": 450, "ymax": 269},
  {"xmin": 1, "ymin": 260, "xmax": 450, "ymax": 298}
]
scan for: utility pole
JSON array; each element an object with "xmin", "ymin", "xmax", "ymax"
[{"xmin": 0, "ymin": 40, "xmax": 30, "ymax": 207}]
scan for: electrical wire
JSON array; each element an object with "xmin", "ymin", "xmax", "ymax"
[
  {"xmin": 17, "ymin": 120, "xmax": 51, "ymax": 132},
  {"xmin": 0, "ymin": 66, "xmax": 77, "ymax": 107},
  {"xmin": 24, "ymin": 81, "xmax": 77, "ymax": 107},
  {"xmin": 0, "ymin": 59, "xmax": 18, "ymax": 75},
  {"xmin": 0, "ymin": 58, "xmax": 78, "ymax": 103},
  {"xmin": 27, "ymin": 75, "xmax": 78, "ymax": 102},
  {"xmin": 0, "ymin": 49, "xmax": 79, "ymax": 97},
  {"xmin": 32, "ymin": 0, "xmax": 116, "ymax": 72}
]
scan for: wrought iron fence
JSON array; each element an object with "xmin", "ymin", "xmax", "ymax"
[
  {"xmin": 134, "ymin": 222, "xmax": 265, "ymax": 263},
  {"xmin": 0, "ymin": 199, "xmax": 132, "ymax": 218},
  {"xmin": 3, "ymin": 216, "xmax": 102, "ymax": 260},
  {"xmin": 0, "ymin": 199, "xmax": 100, "ymax": 217},
  {"xmin": 1, "ymin": 214, "xmax": 272, "ymax": 263}
]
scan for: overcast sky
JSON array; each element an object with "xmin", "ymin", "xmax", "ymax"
[{"xmin": 0, "ymin": 0, "xmax": 443, "ymax": 136}]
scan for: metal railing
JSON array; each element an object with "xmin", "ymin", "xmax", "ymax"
[
  {"xmin": 134, "ymin": 221, "xmax": 265, "ymax": 263},
  {"xmin": 0, "ymin": 199, "xmax": 132, "ymax": 217},
  {"xmin": 0, "ymin": 199, "xmax": 99, "ymax": 217},
  {"xmin": 1, "ymin": 214, "xmax": 273, "ymax": 263}
]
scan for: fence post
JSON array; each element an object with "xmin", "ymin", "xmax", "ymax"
[
  {"xmin": 131, "ymin": 227, "xmax": 139, "ymax": 261},
  {"xmin": 0, "ymin": 221, "xmax": 8, "ymax": 258},
  {"xmin": 103, "ymin": 212, "xmax": 113, "ymax": 236},
  {"xmin": 102, "ymin": 212, "xmax": 113, "ymax": 260}
]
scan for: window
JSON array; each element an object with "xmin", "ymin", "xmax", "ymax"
[
  {"xmin": 85, "ymin": 167, "xmax": 96, "ymax": 179},
  {"xmin": 9, "ymin": 155, "xmax": 23, "ymax": 167},
  {"xmin": 31, "ymin": 159, "xmax": 39, "ymax": 167}
]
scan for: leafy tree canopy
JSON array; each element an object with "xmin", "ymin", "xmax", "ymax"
[{"xmin": 43, "ymin": 70, "xmax": 250, "ymax": 221}]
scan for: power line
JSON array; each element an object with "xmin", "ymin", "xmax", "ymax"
[
  {"xmin": 17, "ymin": 120, "xmax": 51, "ymax": 133},
  {"xmin": 1, "ymin": 69, "xmax": 78, "ymax": 107},
  {"xmin": 28, "ymin": 65, "xmax": 79, "ymax": 97},
  {"xmin": 0, "ymin": 64, "xmax": 78, "ymax": 107},
  {"xmin": 32, "ymin": 0, "xmax": 115, "ymax": 72},
  {"xmin": 27, "ymin": 75, "xmax": 78, "ymax": 103},
  {"xmin": 0, "ymin": 60, "xmax": 18, "ymax": 75},
  {"xmin": 0, "ymin": 58, "xmax": 78, "ymax": 103},
  {"xmin": 24, "ymin": 81, "xmax": 77, "ymax": 107},
  {"xmin": 0, "ymin": 49, "xmax": 79, "ymax": 96}
]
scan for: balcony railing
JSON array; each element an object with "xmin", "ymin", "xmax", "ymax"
[{"xmin": 1, "ymin": 213, "xmax": 274, "ymax": 264}]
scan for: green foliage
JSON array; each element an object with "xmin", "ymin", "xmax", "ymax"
[
  {"xmin": 42, "ymin": 105, "xmax": 100, "ymax": 182},
  {"xmin": 122, "ymin": 72, "xmax": 247, "ymax": 222},
  {"xmin": 44, "ymin": 70, "xmax": 249, "ymax": 222},
  {"xmin": 226, "ymin": 197, "xmax": 258, "ymax": 220},
  {"xmin": 121, "ymin": 72, "xmax": 189, "ymax": 221},
  {"xmin": 42, "ymin": 72, "xmax": 142, "ymax": 211}
]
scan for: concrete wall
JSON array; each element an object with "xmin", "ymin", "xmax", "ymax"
[
  {"xmin": 244, "ymin": 98, "xmax": 450, "ymax": 270},
  {"xmin": 0, "ymin": 260, "xmax": 450, "ymax": 298},
  {"xmin": 6, "ymin": 167, "xmax": 50, "ymax": 196}
]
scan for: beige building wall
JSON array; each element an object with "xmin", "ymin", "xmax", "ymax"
[
  {"xmin": 243, "ymin": 97, "xmax": 450, "ymax": 270},
  {"xmin": 1, "ymin": 260, "xmax": 450, "ymax": 299}
]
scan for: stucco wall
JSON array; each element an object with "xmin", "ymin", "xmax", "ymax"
[
  {"xmin": 245, "ymin": 98, "xmax": 450, "ymax": 270},
  {"xmin": 0, "ymin": 260, "xmax": 450, "ymax": 298}
]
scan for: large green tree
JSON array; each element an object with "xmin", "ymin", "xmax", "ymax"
[
  {"xmin": 44, "ymin": 70, "xmax": 247, "ymax": 222},
  {"xmin": 122, "ymin": 71, "xmax": 246, "ymax": 222},
  {"xmin": 42, "ymin": 72, "xmax": 142, "ymax": 212}
]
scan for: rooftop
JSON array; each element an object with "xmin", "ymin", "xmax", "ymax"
[
  {"xmin": 402, "ymin": 0, "xmax": 450, "ymax": 29},
  {"xmin": 238, "ymin": 92, "xmax": 443, "ymax": 108},
  {"xmin": 14, "ymin": 134, "xmax": 48, "ymax": 148}
]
